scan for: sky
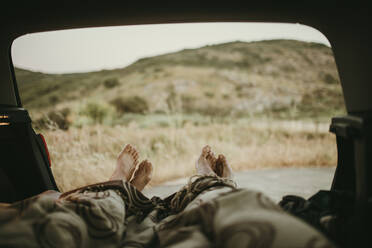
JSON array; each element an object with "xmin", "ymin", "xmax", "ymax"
[{"xmin": 11, "ymin": 22, "xmax": 330, "ymax": 74}]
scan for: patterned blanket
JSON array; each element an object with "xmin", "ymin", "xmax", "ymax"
[{"xmin": 0, "ymin": 176, "xmax": 335, "ymax": 247}]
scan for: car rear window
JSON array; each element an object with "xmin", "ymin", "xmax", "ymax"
[{"xmin": 11, "ymin": 23, "xmax": 344, "ymax": 197}]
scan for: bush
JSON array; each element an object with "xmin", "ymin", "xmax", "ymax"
[
  {"xmin": 48, "ymin": 95, "xmax": 60, "ymax": 104},
  {"xmin": 322, "ymin": 73, "xmax": 339, "ymax": 85},
  {"xmin": 34, "ymin": 107, "xmax": 71, "ymax": 130},
  {"xmin": 103, "ymin": 78, "xmax": 120, "ymax": 88},
  {"xmin": 110, "ymin": 96, "xmax": 149, "ymax": 114},
  {"xmin": 81, "ymin": 102, "xmax": 109, "ymax": 124},
  {"xmin": 204, "ymin": 91, "xmax": 215, "ymax": 98},
  {"xmin": 222, "ymin": 94, "xmax": 230, "ymax": 99}
]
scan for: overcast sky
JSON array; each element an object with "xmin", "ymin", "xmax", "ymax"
[{"xmin": 11, "ymin": 22, "xmax": 330, "ymax": 74}]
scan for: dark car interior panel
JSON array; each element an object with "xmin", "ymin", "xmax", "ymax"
[{"xmin": 0, "ymin": 107, "xmax": 57, "ymax": 202}]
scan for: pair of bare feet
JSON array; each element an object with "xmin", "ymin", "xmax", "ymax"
[
  {"xmin": 109, "ymin": 144, "xmax": 153, "ymax": 191},
  {"xmin": 110, "ymin": 144, "xmax": 233, "ymax": 191},
  {"xmin": 196, "ymin": 145, "xmax": 233, "ymax": 179}
]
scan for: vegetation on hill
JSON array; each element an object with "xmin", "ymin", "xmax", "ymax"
[{"xmin": 15, "ymin": 39, "xmax": 344, "ymax": 127}]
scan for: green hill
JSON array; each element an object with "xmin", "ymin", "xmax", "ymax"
[{"xmin": 15, "ymin": 39, "xmax": 344, "ymax": 123}]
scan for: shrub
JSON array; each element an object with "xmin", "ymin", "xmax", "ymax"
[
  {"xmin": 204, "ymin": 91, "xmax": 215, "ymax": 98},
  {"xmin": 103, "ymin": 78, "xmax": 120, "ymax": 88},
  {"xmin": 34, "ymin": 107, "xmax": 71, "ymax": 130},
  {"xmin": 110, "ymin": 96, "xmax": 149, "ymax": 114},
  {"xmin": 81, "ymin": 102, "xmax": 109, "ymax": 124},
  {"xmin": 153, "ymin": 67, "xmax": 163, "ymax": 73},
  {"xmin": 235, "ymin": 85, "xmax": 243, "ymax": 92},
  {"xmin": 222, "ymin": 94, "xmax": 230, "ymax": 99},
  {"xmin": 48, "ymin": 95, "xmax": 60, "ymax": 104},
  {"xmin": 322, "ymin": 73, "xmax": 339, "ymax": 84}
]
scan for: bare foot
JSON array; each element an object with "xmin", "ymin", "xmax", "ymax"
[
  {"xmin": 130, "ymin": 160, "xmax": 153, "ymax": 191},
  {"xmin": 196, "ymin": 145, "xmax": 217, "ymax": 176},
  {"xmin": 214, "ymin": 154, "xmax": 233, "ymax": 179},
  {"xmin": 110, "ymin": 144, "xmax": 139, "ymax": 181}
]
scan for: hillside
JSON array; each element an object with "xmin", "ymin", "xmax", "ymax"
[{"xmin": 15, "ymin": 39, "xmax": 344, "ymax": 123}]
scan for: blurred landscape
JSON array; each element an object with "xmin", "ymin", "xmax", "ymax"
[{"xmin": 15, "ymin": 39, "xmax": 344, "ymax": 192}]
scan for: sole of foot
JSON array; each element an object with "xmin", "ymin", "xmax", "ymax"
[
  {"xmin": 110, "ymin": 144, "xmax": 139, "ymax": 181},
  {"xmin": 130, "ymin": 160, "xmax": 153, "ymax": 191},
  {"xmin": 215, "ymin": 154, "xmax": 233, "ymax": 179}
]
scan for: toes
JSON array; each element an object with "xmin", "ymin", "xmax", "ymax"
[
  {"xmin": 210, "ymin": 151, "xmax": 217, "ymax": 162},
  {"xmin": 204, "ymin": 147, "xmax": 217, "ymax": 170},
  {"xmin": 131, "ymin": 148, "xmax": 139, "ymax": 165},
  {"xmin": 215, "ymin": 154, "xmax": 233, "ymax": 178},
  {"xmin": 123, "ymin": 144, "xmax": 132, "ymax": 153},
  {"xmin": 134, "ymin": 152, "xmax": 139, "ymax": 161},
  {"xmin": 130, "ymin": 146, "xmax": 138, "ymax": 157},
  {"xmin": 214, "ymin": 154, "xmax": 225, "ymax": 177},
  {"xmin": 218, "ymin": 154, "xmax": 226, "ymax": 163},
  {"xmin": 202, "ymin": 145, "xmax": 215, "ymax": 161},
  {"xmin": 214, "ymin": 156, "xmax": 224, "ymax": 177},
  {"xmin": 206, "ymin": 152, "xmax": 216, "ymax": 164},
  {"xmin": 196, "ymin": 145, "xmax": 217, "ymax": 176},
  {"xmin": 123, "ymin": 144, "xmax": 139, "ymax": 164},
  {"xmin": 202, "ymin": 145, "xmax": 211, "ymax": 156}
]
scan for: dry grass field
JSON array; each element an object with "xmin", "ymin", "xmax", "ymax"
[{"xmin": 45, "ymin": 119, "xmax": 337, "ymax": 192}]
